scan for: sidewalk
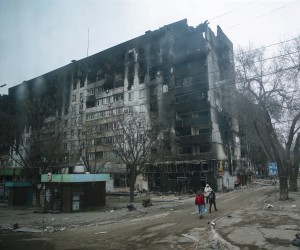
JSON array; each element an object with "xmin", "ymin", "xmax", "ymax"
[
  {"xmin": 213, "ymin": 187, "xmax": 300, "ymax": 249},
  {"xmin": 0, "ymin": 193, "xmax": 186, "ymax": 232},
  {"xmin": 1, "ymin": 186, "xmax": 300, "ymax": 249}
]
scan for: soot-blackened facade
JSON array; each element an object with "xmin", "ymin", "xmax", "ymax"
[{"xmin": 9, "ymin": 19, "xmax": 240, "ymax": 193}]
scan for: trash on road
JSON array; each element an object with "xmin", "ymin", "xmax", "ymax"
[
  {"xmin": 15, "ymin": 227, "xmax": 43, "ymax": 233},
  {"xmin": 127, "ymin": 204, "xmax": 136, "ymax": 211}
]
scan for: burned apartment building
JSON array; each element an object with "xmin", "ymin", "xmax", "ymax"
[{"xmin": 7, "ymin": 19, "xmax": 240, "ymax": 193}]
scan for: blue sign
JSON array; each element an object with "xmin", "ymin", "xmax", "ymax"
[{"xmin": 268, "ymin": 162, "xmax": 278, "ymax": 176}]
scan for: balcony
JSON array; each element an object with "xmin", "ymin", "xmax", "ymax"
[
  {"xmin": 175, "ymin": 117, "xmax": 210, "ymax": 128},
  {"xmin": 178, "ymin": 134, "xmax": 211, "ymax": 147}
]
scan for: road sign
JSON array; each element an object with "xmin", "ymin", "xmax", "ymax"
[{"xmin": 268, "ymin": 162, "xmax": 278, "ymax": 176}]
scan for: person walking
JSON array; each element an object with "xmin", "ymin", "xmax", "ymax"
[
  {"xmin": 208, "ymin": 189, "xmax": 218, "ymax": 213},
  {"xmin": 204, "ymin": 184, "xmax": 212, "ymax": 204},
  {"xmin": 195, "ymin": 189, "xmax": 205, "ymax": 219}
]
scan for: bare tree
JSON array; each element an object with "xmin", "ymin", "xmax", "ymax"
[
  {"xmin": 277, "ymin": 36, "xmax": 300, "ymax": 191},
  {"xmin": 5, "ymin": 98, "xmax": 64, "ymax": 207},
  {"xmin": 109, "ymin": 110, "xmax": 160, "ymax": 202},
  {"xmin": 0, "ymin": 96, "xmax": 16, "ymax": 155},
  {"xmin": 76, "ymin": 118, "xmax": 114, "ymax": 173},
  {"xmin": 235, "ymin": 43, "xmax": 300, "ymax": 200}
]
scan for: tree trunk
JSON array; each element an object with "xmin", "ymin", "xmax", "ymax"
[
  {"xmin": 289, "ymin": 168, "xmax": 298, "ymax": 192},
  {"xmin": 279, "ymin": 176, "xmax": 289, "ymax": 200},
  {"xmin": 290, "ymin": 133, "xmax": 300, "ymax": 192},
  {"xmin": 35, "ymin": 186, "xmax": 41, "ymax": 207},
  {"xmin": 129, "ymin": 165, "xmax": 136, "ymax": 202}
]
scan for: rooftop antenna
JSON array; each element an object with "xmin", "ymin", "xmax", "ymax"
[{"xmin": 87, "ymin": 28, "xmax": 89, "ymax": 57}]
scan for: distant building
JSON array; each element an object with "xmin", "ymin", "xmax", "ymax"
[{"xmin": 8, "ymin": 19, "xmax": 241, "ymax": 193}]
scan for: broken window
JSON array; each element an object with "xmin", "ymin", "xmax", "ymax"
[
  {"xmin": 97, "ymin": 99, "xmax": 102, "ymax": 106},
  {"xmin": 113, "ymin": 94, "xmax": 123, "ymax": 102},
  {"xmin": 128, "ymin": 92, "xmax": 134, "ymax": 101},
  {"xmin": 162, "ymin": 85, "xmax": 168, "ymax": 93},
  {"xmin": 95, "ymin": 152, "xmax": 103, "ymax": 159},
  {"xmin": 87, "ymin": 88, "xmax": 94, "ymax": 95},
  {"xmin": 73, "ymin": 80, "xmax": 77, "ymax": 90},
  {"xmin": 79, "ymin": 77, "xmax": 85, "ymax": 88},
  {"xmin": 199, "ymin": 145, "xmax": 211, "ymax": 153},
  {"xmin": 72, "ymin": 94, "xmax": 76, "ymax": 102},
  {"xmin": 181, "ymin": 147, "xmax": 192, "ymax": 154},
  {"xmin": 128, "ymin": 62, "xmax": 134, "ymax": 85},
  {"xmin": 149, "ymin": 66, "xmax": 157, "ymax": 81},
  {"xmin": 104, "ymin": 97, "xmax": 110, "ymax": 104},
  {"xmin": 199, "ymin": 128, "xmax": 209, "ymax": 134},
  {"xmin": 139, "ymin": 104, "xmax": 146, "ymax": 112},
  {"xmin": 177, "ymin": 126, "xmax": 191, "ymax": 136},
  {"xmin": 150, "ymin": 102, "xmax": 157, "ymax": 112},
  {"xmin": 139, "ymin": 89, "xmax": 146, "ymax": 98},
  {"xmin": 150, "ymin": 86, "xmax": 157, "ymax": 96},
  {"xmin": 128, "ymin": 50, "xmax": 135, "ymax": 61},
  {"xmin": 95, "ymin": 86, "xmax": 103, "ymax": 93},
  {"xmin": 175, "ymin": 95, "xmax": 189, "ymax": 103},
  {"xmin": 78, "ymin": 116, "xmax": 83, "ymax": 124},
  {"xmin": 138, "ymin": 60, "xmax": 146, "ymax": 83},
  {"xmin": 94, "ymin": 138, "xmax": 101, "ymax": 145},
  {"xmin": 195, "ymin": 92, "xmax": 206, "ymax": 101},
  {"xmin": 104, "ymin": 110, "xmax": 111, "ymax": 117}
]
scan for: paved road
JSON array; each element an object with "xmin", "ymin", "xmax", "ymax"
[{"xmin": 0, "ymin": 185, "xmax": 275, "ymax": 250}]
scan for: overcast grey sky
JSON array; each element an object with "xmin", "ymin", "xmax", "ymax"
[{"xmin": 0, "ymin": 0, "xmax": 299, "ymax": 95}]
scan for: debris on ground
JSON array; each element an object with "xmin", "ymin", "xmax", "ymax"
[
  {"xmin": 127, "ymin": 203, "xmax": 136, "ymax": 211},
  {"xmin": 142, "ymin": 199, "xmax": 152, "ymax": 207},
  {"xmin": 137, "ymin": 208, "xmax": 147, "ymax": 214},
  {"xmin": 292, "ymin": 233, "xmax": 300, "ymax": 247}
]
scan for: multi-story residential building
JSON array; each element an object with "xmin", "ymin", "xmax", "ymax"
[{"xmin": 7, "ymin": 19, "xmax": 241, "ymax": 193}]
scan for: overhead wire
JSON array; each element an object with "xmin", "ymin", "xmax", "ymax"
[
  {"xmin": 203, "ymin": 0, "xmax": 300, "ymax": 52},
  {"xmin": 234, "ymin": 37, "xmax": 300, "ymax": 56},
  {"xmin": 235, "ymin": 49, "xmax": 300, "ymax": 66},
  {"xmin": 208, "ymin": 1, "xmax": 257, "ymax": 22},
  {"xmin": 226, "ymin": 0, "xmax": 300, "ymax": 29}
]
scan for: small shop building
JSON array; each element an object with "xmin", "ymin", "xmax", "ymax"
[
  {"xmin": 41, "ymin": 173, "xmax": 112, "ymax": 212},
  {"xmin": 5, "ymin": 181, "xmax": 33, "ymax": 206}
]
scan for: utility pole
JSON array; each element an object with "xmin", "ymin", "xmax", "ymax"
[{"xmin": 87, "ymin": 28, "xmax": 89, "ymax": 57}]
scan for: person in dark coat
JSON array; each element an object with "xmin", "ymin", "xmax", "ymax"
[{"xmin": 208, "ymin": 189, "xmax": 218, "ymax": 213}]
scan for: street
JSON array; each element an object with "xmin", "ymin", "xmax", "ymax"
[{"xmin": 0, "ymin": 184, "xmax": 283, "ymax": 250}]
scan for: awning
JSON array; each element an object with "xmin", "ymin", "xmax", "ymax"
[{"xmin": 0, "ymin": 169, "xmax": 22, "ymax": 176}]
